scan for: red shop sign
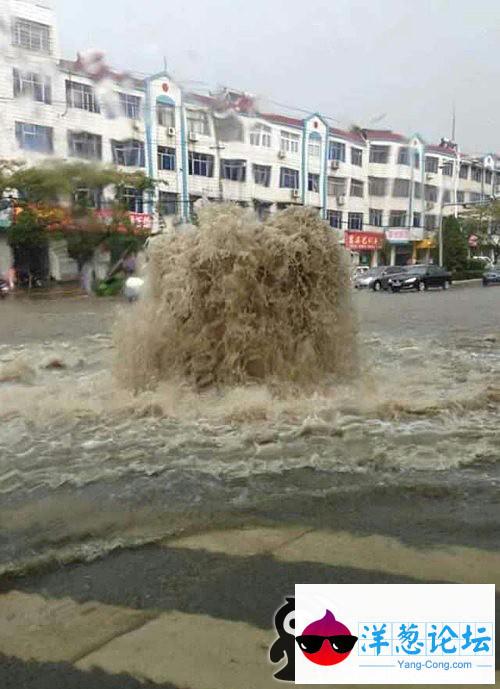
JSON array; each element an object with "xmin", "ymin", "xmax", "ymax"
[{"xmin": 345, "ymin": 231, "xmax": 384, "ymax": 251}]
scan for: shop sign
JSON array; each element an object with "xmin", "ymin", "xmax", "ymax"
[
  {"xmin": 344, "ymin": 231, "xmax": 384, "ymax": 250},
  {"xmin": 386, "ymin": 229, "xmax": 411, "ymax": 243}
]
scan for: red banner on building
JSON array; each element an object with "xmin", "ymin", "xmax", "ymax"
[{"xmin": 344, "ymin": 231, "xmax": 384, "ymax": 251}]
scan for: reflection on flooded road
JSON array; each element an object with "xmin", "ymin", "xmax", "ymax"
[{"xmin": 0, "ymin": 288, "xmax": 499, "ymax": 576}]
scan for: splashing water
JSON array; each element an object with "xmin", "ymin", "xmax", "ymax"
[{"xmin": 114, "ymin": 205, "xmax": 358, "ymax": 392}]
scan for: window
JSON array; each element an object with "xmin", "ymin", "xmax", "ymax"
[
  {"xmin": 398, "ymin": 147, "xmax": 409, "ymax": 165},
  {"xmin": 350, "ymin": 178, "xmax": 364, "ymax": 197},
  {"xmin": 280, "ymin": 131, "xmax": 300, "ymax": 154},
  {"xmin": 457, "ymin": 191, "xmax": 465, "ymax": 203},
  {"xmin": 485, "ymin": 170, "xmax": 492, "ymax": 184},
  {"xmin": 158, "ymin": 146, "xmax": 176, "ymax": 171},
  {"xmin": 120, "ymin": 187, "xmax": 143, "ymax": 213},
  {"xmin": 368, "ymin": 176, "xmax": 387, "ymax": 196},
  {"xmin": 369, "ymin": 209, "xmax": 383, "ymax": 227},
  {"xmin": 425, "ymin": 156, "xmax": 439, "ymax": 173},
  {"xmin": 68, "ymin": 131, "xmax": 102, "ymax": 160},
  {"xmin": 15, "ymin": 122, "xmax": 53, "ymax": 153},
  {"xmin": 13, "ymin": 68, "xmax": 51, "ymax": 104},
  {"xmin": 119, "ymin": 93, "xmax": 141, "ymax": 119},
  {"xmin": 389, "ymin": 211, "xmax": 406, "ymax": 227},
  {"xmin": 425, "ymin": 185, "xmax": 438, "ymax": 202},
  {"xmin": 414, "ymin": 182, "xmax": 422, "ymax": 198},
  {"xmin": 111, "ymin": 140, "xmax": 145, "ymax": 167},
  {"xmin": 369, "ymin": 145, "xmax": 390, "ymax": 164},
  {"xmin": 66, "ymin": 81, "xmax": 100, "ymax": 113},
  {"xmin": 328, "ymin": 141, "xmax": 346, "ymax": 162},
  {"xmin": 471, "ymin": 167, "xmax": 482, "ymax": 182},
  {"xmin": 413, "ymin": 151, "xmax": 421, "ymax": 169},
  {"xmin": 425, "ymin": 215, "xmax": 437, "ymax": 230},
  {"xmin": 351, "ymin": 147, "xmax": 363, "ymax": 166},
  {"xmin": 442, "ymin": 161, "xmax": 453, "ymax": 176},
  {"xmin": 74, "ymin": 188, "xmax": 102, "ymax": 209},
  {"xmin": 253, "ymin": 164, "xmax": 271, "ymax": 187},
  {"xmin": 308, "ymin": 138, "xmax": 321, "ymax": 158},
  {"xmin": 188, "ymin": 151, "xmax": 214, "ymax": 177},
  {"xmin": 250, "ymin": 123, "xmax": 271, "ymax": 147},
  {"xmin": 348, "ymin": 212, "xmax": 363, "ymax": 230},
  {"xmin": 12, "ymin": 18, "xmax": 50, "ymax": 53},
  {"xmin": 393, "ymin": 178, "xmax": 410, "ymax": 197},
  {"xmin": 280, "ymin": 167, "xmax": 299, "ymax": 189},
  {"xmin": 470, "ymin": 191, "xmax": 482, "ymax": 202},
  {"xmin": 413, "ymin": 212, "xmax": 421, "ymax": 228},
  {"xmin": 187, "ymin": 109, "xmax": 210, "ymax": 136},
  {"xmin": 327, "ymin": 177, "xmax": 346, "ymax": 197},
  {"xmin": 221, "ymin": 159, "xmax": 246, "ymax": 182},
  {"xmin": 459, "ymin": 164, "xmax": 469, "ymax": 179},
  {"xmin": 443, "ymin": 190, "xmax": 451, "ymax": 203},
  {"xmin": 308, "ymin": 173, "xmax": 320, "ymax": 193},
  {"xmin": 157, "ymin": 105, "xmax": 175, "ymax": 128},
  {"xmin": 159, "ymin": 191, "xmax": 178, "ymax": 216},
  {"xmin": 327, "ymin": 210, "xmax": 342, "ymax": 229}
]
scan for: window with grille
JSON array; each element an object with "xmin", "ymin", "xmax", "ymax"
[
  {"xmin": 120, "ymin": 187, "xmax": 144, "ymax": 213},
  {"xmin": 369, "ymin": 145, "xmax": 390, "ymax": 164},
  {"xmin": 442, "ymin": 161, "xmax": 453, "ymax": 176},
  {"xmin": 253, "ymin": 164, "xmax": 271, "ymax": 187},
  {"xmin": 308, "ymin": 173, "xmax": 320, "ymax": 192},
  {"xmin": 398, "ymin": 147, "xmax": 409, "ymax": 165},
  {"xmin": 68, "ymin": 131, "xmax": 102, "ymax": 160},
  {"xmin": 187, "ymin": 110, "xmax": 210, "ymax": 136},
  {"xmin": 389, "ymin": 211, "xmax": 406, "ymax": 227},
  {"xmin": 369, "ymin": 209, "xmax": 383, "ymax": 227},
  {"xmin": 280, "ymin": 167, "xmax": 299, "ymax": 189},
  {"xmin": 13, "ymin": 68, "xmax": 51, "ymax": 104},
  {"xmin": 350, "ymin": 179, "xmax": 364, "ymax": 197},
  {"xmin": 328, "ymin": 141, "xmax": 346, "ymax": 162},
  {"xmin": 119, "ymin": 93, "xmax": 141, "ymax": 119},
  {"xmin": 157, "ymin": 105, "xmax": 175, "ymax": 127},
  {"xmin": 327, "ymin": 210, "xmax": 342, "ymax": 228},
  {"xmin": 425, "ymin": 185, "xmax": 438, "ymax": 202},
  {"xmin": 393, "ymin": 179, "xmax": 410, "ymax": 197},
  {"xmin": 280, "ymin": 131, "xmax": 300, "ymax": 154},
  {"xmin": 12, "ymin": 18, "xmax": 50, "ymax": 53},
  {"xmin": 66, "ymin": 81, "xmax": 100, "ymax": 113},
  {"xmin": 221, "ymin": 159, "xmax": 246, "ymax": 182},
  {"xmin": 459, "ymin": 165, "xmax": 469, "ymax": 179},
  {"xmin": 327, "ymin": 177, "xmax": 346, "ymax": 196},
  {"xmin": 250, "ymin": 124, "xmax": 271, "ymax": 147},
  {"xmin": 159, "ymin": 191, "xmax": 178, "ymax": 216},
  {"xmin": 425, "ymin": 156, "xmax": 439, "ymax": 173},
  {"xmin": 471, "ymin": 167, "xmax": 482, "ymax": 182},
  {"xmin": 351, "ymin": 148, "xmax": 363, "ymax": 166},
  {"xmin": 413, "ymin": 212, "xmax": 421, "ymax": 228},
  {"xmin": 111, "ymin": 140, "xmax": 145, "ymax": 167},
  {"xmin": 158, "ymin": 146, "xmax": 176, "ymax": 171},
  {"xmin": 188, "ymin": 152, "xmax": 214, "ymax": 177},
  {"xmin": 368, "ymin": 177, "xmax": 387, "ymax": 196},
  {"xmin": 15, "ymin": 122, "xmax": 53, "ymax": 153},
  {"xmin": 348, "ymin": 213, "xmax": 363, "ymax": 230}
]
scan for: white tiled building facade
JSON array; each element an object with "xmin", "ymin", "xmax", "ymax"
[{"xmin": 1, "ymin": 0, "xmax": 499, "ymax": 273}]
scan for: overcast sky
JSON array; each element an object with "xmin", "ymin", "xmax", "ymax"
[{"xmin": 55, "ymin": 0, "xmax": 499, "ymax": 153}]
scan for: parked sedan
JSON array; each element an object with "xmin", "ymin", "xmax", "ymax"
[
  {"xmin": 354, "ymin": 265, "xmax": 405, "ymax": 291},
  {"xmin": 388, "ymin": 265, "xmax": 452, "ymax": 292},
  {"xmin": 482, "ymin": 264, "xmax": 500, "ymax": 286}
]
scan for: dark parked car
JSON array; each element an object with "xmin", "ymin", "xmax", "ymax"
[
  {"xmin": 388, "ymin": 264, "xmax": 452, "ymax": 292},
  {"xmin": 482, "ymin": 264, "xmax": 500, "ymax": 286},
  {"xmin": 354, "ymin": 265, "xmax": 404, "ymax": 291}
]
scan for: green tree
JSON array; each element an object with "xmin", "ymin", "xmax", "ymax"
[{"xmin": 441, "ymin": 216, "xmax": 468, "ymax": 272}]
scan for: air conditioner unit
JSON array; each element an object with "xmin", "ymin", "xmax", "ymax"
[
  {"xmin": 330, "ymin": 159, "xmax": 340, "ymax": 170},
  {"xmin": 425, "ymin": 201, "xmax": 435, "ymax": 211},
  {"xmin": 188, "ymin": 131, "xmax": 198, "ymax": 142},
  {"xmin": 278, "ymin": 150, "xmax": 286, "ymax": 160},
  {"xmin": 291, "ymin": 189, "xmax": 300, "ymax": 199},
  {"xmin": 167, "ymin": 127, "xmax": 176, "ymax": 137},
  {"xmin": 425, "ymin": 173, "xmax": 434, "ymax": 182}
]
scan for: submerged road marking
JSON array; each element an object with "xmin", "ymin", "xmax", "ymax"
[{"xmin": 168, "ymin": 528, "xmax": 500, "ymax": 585}]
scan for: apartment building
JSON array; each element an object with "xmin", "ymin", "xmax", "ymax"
[{"xmin": 1, "ymin": 0, "xmax": 498, "ymax": 274}]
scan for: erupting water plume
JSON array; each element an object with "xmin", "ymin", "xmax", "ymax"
[{"xmin": 114, "ymin": 204, "xmax": 358, "ymax": 392}]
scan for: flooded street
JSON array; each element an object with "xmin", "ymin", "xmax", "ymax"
[{"xmin": 0, "ymin": 286, "xmax": 499, "ymax": 576}]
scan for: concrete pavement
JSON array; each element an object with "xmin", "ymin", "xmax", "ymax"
[{"xmin": 0, "ymin": 526, "xmax": 498, "ymax": 689}]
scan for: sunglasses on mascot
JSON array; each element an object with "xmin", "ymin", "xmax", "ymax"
[{"xmin": 296, "ymin": 634, "xmax": 358, "ymax": 654}]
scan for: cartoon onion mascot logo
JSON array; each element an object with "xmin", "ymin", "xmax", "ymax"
[
  {"xmin": 297, "ymin": 609, "xmax": 358, "ymax": 666},
  {"xmin": 270, "ymin": 599, "xmax": 357, "ymax": 681}
]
